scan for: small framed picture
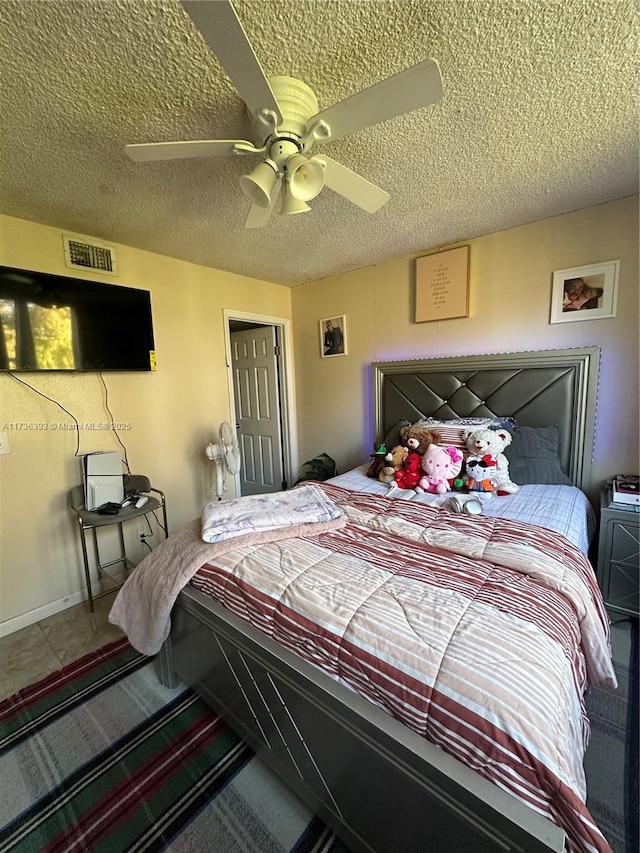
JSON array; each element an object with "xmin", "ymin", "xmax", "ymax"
[
  {"xmin": 550, "ymin": 260, "xmax": 620, "ymax": 324},
  {"xmin": 319, "ymin": 315, "xmax": 347, "ymax": 358}
]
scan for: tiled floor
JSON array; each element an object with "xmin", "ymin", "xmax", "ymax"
[{"xmin": 0, "ymin": 591, "xmax": 124, "ymax": 702}]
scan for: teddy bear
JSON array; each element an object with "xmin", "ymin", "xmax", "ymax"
[
  {"xmin": 462, "ymin": 427, "xmax": 519, "ymax": 495},
  {"xmin": 465, "ymin": 454, "xmax": 498, "ymax": 497},
  {"xmin": 390, "ymin": 450, "xmax": 423, "ymax": 490},
  {"xmin": 415, "ymin": 444, "xmax": 464, "ymax": 494},
  {"xmin": 377, "ymin": 445, "xmax": 408, "ymax": 484},
  {"xmin": 399, "ymin": 423, "xmax": 442, "ymax": 456}
]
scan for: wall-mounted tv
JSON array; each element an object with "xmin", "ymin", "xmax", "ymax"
[{"xmin": 0, "ymin": 265, "xmax": 155, "ymax": 372}]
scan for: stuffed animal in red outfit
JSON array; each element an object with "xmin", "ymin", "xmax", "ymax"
[{"xmin": 392, "ymin": 451, "xmax": 423, "ymax": 490}]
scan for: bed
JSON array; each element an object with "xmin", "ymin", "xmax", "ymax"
[
  {"xmin": 328, "ymin": 472, "xmax": 596, "ymax": 556},
  {"xmin": 110, "ymin": 346, "xmax": 616, "ymax": 853}
]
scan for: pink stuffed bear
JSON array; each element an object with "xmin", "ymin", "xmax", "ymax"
[{"xmin": 415, "ymin": 444, "xmax": 463, "ymax": 494}]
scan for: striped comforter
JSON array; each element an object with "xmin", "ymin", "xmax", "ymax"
[{"xmin": 190, "ymin": 483, "xmax": 616, "ymax": 853}]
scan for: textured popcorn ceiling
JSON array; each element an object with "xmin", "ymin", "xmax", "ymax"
[{"xmin": 0, "ymin": 0, "xmax": 637, "ymax": 286}]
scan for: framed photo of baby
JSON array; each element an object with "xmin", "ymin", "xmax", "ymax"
[
  {"xmin": 549, "ymin": 260, "xmax": 620, "ymax": 324},
  {"xmin": 319, "ymin": 315, "xmax": 347, "ymax": 358}
]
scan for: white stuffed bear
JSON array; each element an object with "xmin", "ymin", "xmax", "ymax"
[{"xmin": 462, "ymin": 427, "xmax": 519, "ymax": 494}]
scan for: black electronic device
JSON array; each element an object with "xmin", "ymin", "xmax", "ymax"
[
  {"xmin": 0, "ymin": 265, "xmax": 155, "ymax": 372},
  {"xmin": 96, "ymin": 502, "xmax": 122, "ymax": 515}
]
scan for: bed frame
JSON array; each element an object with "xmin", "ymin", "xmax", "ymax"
[
  {"xmin": 372, "ymin": 347, "xmax": 600, "ymax": 497},
  {"xmin": 157, "ymin": 347, "xmax": 600, "ymax": 853}
]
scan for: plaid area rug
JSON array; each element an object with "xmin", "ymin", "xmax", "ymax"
[
  {"xmin": 0, "ymin": 638, "xmax": 348, "ymax": 853},
  {"xmin": 584, "ymin": 617, "xmax": 639, "ymax": 853}
]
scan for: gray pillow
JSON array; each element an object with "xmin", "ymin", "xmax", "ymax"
[
  {"xmin": 504, "ymin": 425, "xmax": 573, "ymax": 486},
  {"xmin": 380, "ymin": 418, "xmax": 411, "ymax": 451}
]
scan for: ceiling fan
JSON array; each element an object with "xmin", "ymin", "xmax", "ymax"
[{"xmin": 124, "ymin": 0, "xmax": 443, "ymax": 228}]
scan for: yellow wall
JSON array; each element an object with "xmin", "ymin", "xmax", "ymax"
[
  {"xmin": 0, "ymin": 214, "xmax": 291, "ymax": 630},
  {"xmin": 292, "ymin": 196, "xmax": 639, "ymax": 493}
]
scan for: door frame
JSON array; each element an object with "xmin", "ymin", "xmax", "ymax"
[{"xmin": 223, "ymin": 308, "xmax": 298, "ymax": 496}]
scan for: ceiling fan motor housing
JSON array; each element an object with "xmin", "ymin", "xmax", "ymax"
[
  {"xmin": 250, "ymin": 76, "xmax": 319, "ymax": 144},
  {"xmin": 269, "ymin": 138, "xmax": 300, "ymax": 169}
]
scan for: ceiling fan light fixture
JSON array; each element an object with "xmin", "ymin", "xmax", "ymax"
[
  {"xmin": 130, "ymin": 2, "xmax": 444, "ymax": 224},
  {"xmin": 239, "ymin": 159, "xmax": 278, "ymax": 208},
  {"xmin": 286, "ymin": 154, "xmax": 325, "ymax": 202},
  {"xmin": 280, "ymin": 183, "xmax": 311, "ymax": 216}
]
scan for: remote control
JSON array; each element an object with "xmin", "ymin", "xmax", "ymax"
[{"xmin": 135, "ymin": 496, "xmax": 149, "ymax": 509}]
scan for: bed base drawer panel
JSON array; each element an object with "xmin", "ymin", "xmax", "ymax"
[
  {"xmin": 171, "ymin": 606, "xmax": 342, "ymax": 822},
  {"xmin": 171, "ymin": 607, "xmax": 481, "ymax": 851},
  {"xmin": 160, "ymin": 593, "xmax": 564, "ymax": 853}
]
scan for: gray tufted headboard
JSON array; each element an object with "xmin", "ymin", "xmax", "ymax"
[{"xmin": 372, "ymin": 347, "xmax": 600, "ymax": 494}]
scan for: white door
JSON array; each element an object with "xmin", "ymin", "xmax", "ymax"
[{"xmin": 231, "ymin": 326, "xmax": 284, "ymax": 495}]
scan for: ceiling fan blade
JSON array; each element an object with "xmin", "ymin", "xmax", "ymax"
[
  {"xmin": 125, "ymin": 139, "xmax": 257, "ymax": 162},
  {"xmin": 245, "ymin": 180, "xmax": 282, "ymax": 228},
  {"xmin": 180, "ymin": 0, "xmax": 282, "ymax": 124},
  {"xmin": 316, "ymin": 156, "xmax": 389, "ymax": 213},
  {"xmin": 310, "ymin": 58, "xmax": 442, "ymax": 142}
]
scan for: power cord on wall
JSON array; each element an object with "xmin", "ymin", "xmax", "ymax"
[
  {"xmin": 142, "ymin": 511, "xmax": 166, "ymax": 539},
  {"xmin": 9, "ymin": 372, "xmax": 82, "ymax": 456},
  {"xmin": 9, "ymin": 372, "xmax": 133, "ymax": 476},
  {"xmin": 138, "ymin": 505, "xmax": 166, "ymax": 554},
  {"xmin": 98, "ymin": 372, "xmax": 131, "ymax": 474}
]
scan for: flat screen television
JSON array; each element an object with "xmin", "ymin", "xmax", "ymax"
[{"xmin": 0, "ymin": 265, "xmax": 155, "ymax": 372}]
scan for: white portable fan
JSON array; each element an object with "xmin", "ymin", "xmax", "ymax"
[
  {"xmin": 206, "ymin": 421, "xmax": 242, "ymax": 499},
  {"xmin": 124, "ymin": 0, "xmax": 443, "ymax": 228}
]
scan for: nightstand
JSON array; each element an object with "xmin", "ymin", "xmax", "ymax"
[
  {"xmin": 69, "ymin": 474, "xmax": 168, "ymax": 622},
  {"xmin": 596, "ymin": 487, "xmax": 639, "ymax": 618}
]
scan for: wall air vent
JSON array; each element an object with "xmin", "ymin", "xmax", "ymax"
[{"xmin": 63, "ymin": 235, "xmax": 118, "ymax": 275}]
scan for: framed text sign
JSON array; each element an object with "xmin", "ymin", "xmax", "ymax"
[{"xmin": 415, "ymin": 246, "xmax": 470, "ymax": 322}]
